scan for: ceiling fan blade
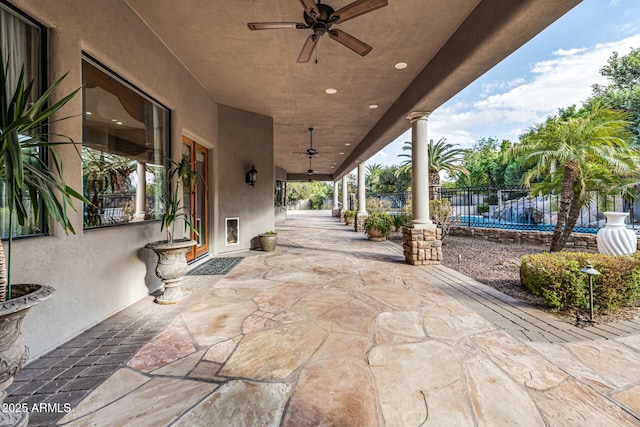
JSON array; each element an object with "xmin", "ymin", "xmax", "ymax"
[
  {"xmin": 298, "ymin": 0, "xmax": 320, "ymax": 17},
  {"xmin": 330, "ymin": 0, "xmax": 388, "ymax": 24},
  {"xmin": 297, "ymin": 34, "xmax": 319, "ymax": 63},
  {"xmin": 328, "ymin": 29, "xmax": 372, "ymax": 56},
  {"xmin": 248, "ymin": 22, "xmax": 306, "ymax": 30}
]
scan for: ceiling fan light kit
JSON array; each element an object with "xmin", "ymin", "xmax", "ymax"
[{"xmin": 248, "ymin": 0, "xmax": 388, "ymax": 63}]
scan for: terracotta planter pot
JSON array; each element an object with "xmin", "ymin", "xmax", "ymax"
[
  {"xmin": 0, "ymin": 284, "xmax": 55, "ymax": 427},
  {"xmin": 345, "ymin": 217, "xmax": 355, "ymax": 225},
  {"xmin": 145, "ymin": 239, "xmax": 197, "ymax": 304},
  {"xmin": 259, "ymin": 233, "xmax": 278, "ymax": 252},
  {"xmin": 366, "ymin": 226, "xmax": 387, "ymax": 241}
]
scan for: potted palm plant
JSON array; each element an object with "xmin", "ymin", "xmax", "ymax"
[
  {"xmin": 0, "ymin": 54, "xmax": 86, "ymax": 426},
  {"xmin": 145, "ymin": 154, "xmax": 200, "ymax": 304}
]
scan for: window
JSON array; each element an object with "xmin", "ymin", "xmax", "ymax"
[
  {"xmin": 0, "ymin": 3, "xmax": 45, "ymax": 238},
  {"xmin": 82, "ymin": 58, "xmax": 169, "ymax": 228}
]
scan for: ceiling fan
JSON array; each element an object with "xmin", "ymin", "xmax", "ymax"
[
  {"xmin": 248, "ymin": 0, "xmax": 388, "ymax": 63},
  {"xmin": 307, "ymin": 157, "xmax": 316, "ymax": 181},
  {"xmin": 296, "ymin": 127, "xmax": 320, "ymax": 158}
]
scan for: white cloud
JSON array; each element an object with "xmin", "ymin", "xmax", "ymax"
[
  {"xmin": 553, "ymin": 47, "xmax": 589, "ymax": 56},
  {"xmin": 432, "ymin": 34, "xmax": 640, "ymax": 145}
]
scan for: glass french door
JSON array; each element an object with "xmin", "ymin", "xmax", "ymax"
[{"xmin": 182, "ymin": 136, "xmax": 209, "ymax": 261}]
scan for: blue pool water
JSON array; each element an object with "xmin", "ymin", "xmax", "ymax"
[{"xmin": 457, "ymin": 215, "xmax": 599, "ymax": 234}]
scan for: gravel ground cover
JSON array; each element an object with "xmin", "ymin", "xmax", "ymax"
[{"xmin": 389, "ymin": 232, "xmax": 639, "ymax": 323}]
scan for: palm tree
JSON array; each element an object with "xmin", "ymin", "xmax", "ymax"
[
  {"xmin": 510, "ymin": 103, "xmax": 637, "ymax": 252},
  {"xmin": 365, "ymin": 163, "xmax": 383, "ymax": 192},
  {"xmin": 396, "ymin": 138, "xmax": 469, "ymax": 193}
]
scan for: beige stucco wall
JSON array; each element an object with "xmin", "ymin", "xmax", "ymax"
[
  {"xmin": 4, "ymin": 0, "xmax": 271, "ymax": 359},
  {"xmin": 215, "ymin": 105, "xmax": 275, "ymax": 253}
]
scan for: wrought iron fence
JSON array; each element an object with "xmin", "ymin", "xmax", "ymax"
[
  {"xmin": 438, "ymin": 185, "xmax": 640, "ymax": 235},
  {"xmin": 371, "ymin": 186, "xmax": 640, "ymax": 235}
]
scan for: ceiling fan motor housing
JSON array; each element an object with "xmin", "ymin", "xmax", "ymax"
[{"xmin": 304, "ymin": 3, "xmax": 335, "ymax": 25}]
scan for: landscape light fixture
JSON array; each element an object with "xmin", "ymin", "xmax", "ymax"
[
  {"xmin": 246, "ymin": 164, "xmax": 257, "ymax": 187},
  {"xmin": 579, "ymin": 263, "xmax": 601, "ymax": 322}
]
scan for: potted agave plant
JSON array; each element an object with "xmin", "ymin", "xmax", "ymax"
[
  {"xmin": 145, "ymin": 154, "xmax": 200, "ymax": 304},
  {"xmin": 0, "ymin": 54, "xmax": 86, "ymax": 426}
]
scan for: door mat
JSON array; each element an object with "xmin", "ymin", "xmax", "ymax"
[{"xmin": 187, "ymin": 257, "xmax": 243, "ymax": 276}]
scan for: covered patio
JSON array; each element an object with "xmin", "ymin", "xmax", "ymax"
[{"xmin": 9, "ymin": 211, "xmax": 640, "ymax": 426}]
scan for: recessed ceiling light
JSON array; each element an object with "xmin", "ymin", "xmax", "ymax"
[
  {"xmin": 339, "ymin": 152, "xmax": 344, "ymax": 155},
  {"xmin": 116, "ymin": 121, "xmax": 123, "ymax": 125},
  {"xmin": 332, "ymin": 163, "xmax": 337, "ymax": 165},
  {"xmin": 325, "ymin": 88, "xmax": 337, "ymax": 94},
  {"xmin": 369, "ymin": 104, "xmax": 378, "ymax": 109},
  {"xmin": 111, "ymin": 119, "xmax": 118, "ymax": 122},
  {"xmin": 330, "ymin": 166, "xmax": 335, "ymax": 168},
  {"xmin": 395, "ymin": 62, "xmax": 408, "ymax": 69},
  {"xmin": 345, "ymin": 143, "xmax": 351, "ymax": 146},
  {"xmin": 86, "ymin": 111, "xmax": 92, "ymax": 115}
]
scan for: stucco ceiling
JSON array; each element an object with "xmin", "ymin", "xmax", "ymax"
[{"xmin": 125, "ymin": 0, "xmax": 581, "ymax": 181}]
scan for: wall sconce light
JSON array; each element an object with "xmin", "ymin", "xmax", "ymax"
[{"xmin": 246, "ymin": 164, "xmax": 257, "ymax": 187}]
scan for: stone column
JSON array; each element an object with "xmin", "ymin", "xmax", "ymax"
[
  {"xmin": 355, "ymin": 162, "xmax": 368, "ymax": 232},
  {"xmin": 332, "ymin": 181, "xmax": 340, "ymax": 218},
  {"xmin": 341, "ymin": 175, "xmax": 348, "ymax": 222},
  {"xmin": 133, "ymin": 161, "xmax": 147, "ymax": 222},
  {"xmin": 409, "ymin": 112, "xmax": 432, "ymax": 226},
  {"xmin": 402, "ymin": 112, "xmax": 442, "ymax": 265}
]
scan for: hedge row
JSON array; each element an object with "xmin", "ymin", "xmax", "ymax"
[{"xmin": 520, "ymin": 252, "xmax": 640, "ymax": 311}]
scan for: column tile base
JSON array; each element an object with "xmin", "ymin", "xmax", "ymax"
[
  {"xmin": 402, "ymin": 225, "xmax": 442, "ymax": 265},
  {"xmin": 355, "ymin": 213, "xmax": 368, "ymax": 232}
]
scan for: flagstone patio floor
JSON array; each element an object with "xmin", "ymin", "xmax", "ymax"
[{"xmin": 7, "ymin": 210, "xmax": 640, "ymax": 426}]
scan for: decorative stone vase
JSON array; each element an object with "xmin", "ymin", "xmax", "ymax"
[
  {"xmin": 0, "ymin": 284, "xmax": 55, "ymax": 427},
  {"xmin": 259, "ymin": 233, "xmax": 278, "ymax": 252},
  {"xmin": 145, "ymin": 239, "xmax": 197, "ymax": 304},
  {"xmin": 366, "ymin": 226, "xmax": 387, "ymax": 242},
  {"xmin": 345, "ymin": 217, "xmax": 355, "ymax": 226},
  {"xmin": 596, "ymin": 212, "xmax": 637, "ymax": 256}
]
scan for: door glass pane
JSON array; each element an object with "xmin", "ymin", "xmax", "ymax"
[{"xmin": 195, "ymin": 150, "xmax": 205, "ymax": 247}]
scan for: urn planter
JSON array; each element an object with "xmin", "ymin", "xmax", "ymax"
[
  {"xmin": 0, "ymin": 284, "xmax": 55, "ymax": 427},
  {"xmin": 145, "ymin": 239, "xmax": 197, "ymax": 304},
  {"xmin": 366, "ymin": 226, "xmax": 387, "ymax": 241},
  {"xmin": 596, "ymin": 212, "xmax": 637, "ymax": 256},
  {"xmin": 259, "ymin": 233, "xmax": 278, "ymax": 252}
]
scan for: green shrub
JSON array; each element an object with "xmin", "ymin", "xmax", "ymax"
[
  {"xmin": 392, "ymin": 211, "xmax": 411, "ymax": 231},
  {"xmin": 309, "ymin": 193, "xmax": 326, "ymax": 210},
  {"xmin": 520, "ymin": 252, "xmax": 640, "ymax": 312},
  {"xmin": 485, "ymin": 194, "xmax": 499, "ymax": 205},
  {"xmin": 344, "ymin": 209, "xmax": 356, "ymax": 220},
  {"xmin": 476, "ymin": 203, "xmax": 489, "ymax": 215},
  {"xmin": 366, "ymin": 197, "xmax": 391, "ymax": 214},
  {"xmin": 363, "ymin": 212, "xmax": 394, "ymax": 238},
  {"xmin": 430, "ymin": 198, "xmax": 454, "ymax": 241}
]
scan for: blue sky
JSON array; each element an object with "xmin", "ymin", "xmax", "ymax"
[{"xmin": 367, "ymin": 0, "xmax": 640, "ymax": 168}]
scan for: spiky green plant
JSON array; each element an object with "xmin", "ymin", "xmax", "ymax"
[
  {"xmin": 0, "ymin": 53, "xmax": 87, "ymax": 301},
  {"xmin": 160, "ymin": 154, "xmax": 202, "ymax": 243}
]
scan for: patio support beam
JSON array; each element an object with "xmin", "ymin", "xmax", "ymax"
[
  {"xmin": 408, "ymin": 112, "xmax": 432, "ymax": 227},
  {"xmin": 332, "ymin": 181, "xmax": 340, "ymax": 218},
  {"xmin": 402, "ymin": 112, "xmax": 442, "ymax": 265},
  {"xmin": 342, "ymin": 175, "xmax": 348, "ymax": 209},
  {"xmin": 355, "ymin": 162, "xmax": 368, "ymax": 231},
  {"xmin": 341, "ymin": 175, "xmax": 349, "ymax": 222}
]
